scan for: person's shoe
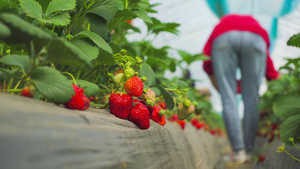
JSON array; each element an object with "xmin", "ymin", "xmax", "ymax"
[{"xmin": 223, "ymin": 149, "xmax": 248, "ymax": 164}]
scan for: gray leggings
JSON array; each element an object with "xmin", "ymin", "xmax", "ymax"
[{"xmin": 212, "ymin": 31, "xmax": 266, "ymax": 152}]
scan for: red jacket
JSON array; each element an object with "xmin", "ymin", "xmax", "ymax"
[{"xmin": 203, "ymin": 14, "xmax": 280, "ymax": 81}]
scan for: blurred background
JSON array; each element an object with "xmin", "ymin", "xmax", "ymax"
[{"xmin": 127, "ymin": 0, "xmax": 300, "ymax": 117}]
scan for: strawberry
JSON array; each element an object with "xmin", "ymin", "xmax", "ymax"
[
  {"xmin": 142, "ymin": 89, "xmax": 156, "ymax": 107},
  {"xmin": 64, "ymin": 84, "xmax": 89, "ymax": 111},
  {"xmin": 113, "ymin": 72, "xmax": 124, "ymax": 86},
  {"xmin": 158, "ymin": 102, "xmax": 167, "ymax": 110},
  {"xmin": 258, "ymin": 155, "xmax": 265, "ymax": 162},
  {"xmin": 129, "ymin": 103, "xmax": 150, "ymax": 130},
  {"xmin": 133, "ymin": 99, "xmax": 153, "ymax": 116},
  {"xmin": 124, "ymin": 76, "xmax": 143, "ymax": 97},
  {"xmin": 169, "ymin": 114, "xmax": 179, "ymax": 122},
  {"xmin": 109, "ymin": 93, "xmax": 132, "ymax": 119},
  {"xmin": 191, "ymin": 119, "xmax": 199, "ymax": 126},
  {"xmin": 176, "ymin": 120, "xmax": 185, "ymax": 130},
  {"xmin": 151, "ymin": 105, "xmax": 166, "ymax": 126},
  {"xmin": 82, "ymin": 96, "xmax": 90, "ymax": 111},
  {"xmin": 177, "ymin": 104, "xmax": 195, "ymax": 120},
  {"xmin": 210, "ymin": 129, "xmax": 217, "ymax": 135},
  {"xmin": 89, "ymin": 96, "xmax": 95, "ymax": 101},
  {"xmin": 21, "ymin": 86, "xmax": 35, "ymax": 98}
]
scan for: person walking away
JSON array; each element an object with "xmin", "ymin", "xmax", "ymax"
[{"xmin": 202, "ymin": 14, "xmax": 280, "ymax": 163}]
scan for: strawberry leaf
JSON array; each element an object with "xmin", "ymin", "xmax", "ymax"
[
  {"xmin": 85, "ymin": 14, "xmax": 108, "ymax": 40},
  {"xmin": 46, "ymin": 38, "xmax": 92, "ymax": 67},
  {"xmin": 0, "ymin": 13, "xmax": 52, "ymax": 44},
  {"xmin": 39, "ymin": 13, "xmax": 71, "ymax": 26},
  {"xmin": 279, "ymin": 114, "xmax": 300, "ymax": 146},
  {"xmin": 132, "ymin": 10, "xmax": 152, "ymax": 24},
  {"xmin": 45, "ymin": 0, "xmax": 76, "ymax": 16},
  {"xmin": 157, "ymin": 84, "xmax": 174, "ymax": 110},
  {"xmin": 287, "ymin": 33, "xmax": 300, "ymax": 48},
  {"xmin": 273, "ymin": 94, "xmax": 300, "ymax": 119},
  {"xmin": 31, "ymin": 66, "xmax": 74, "ymax": 103},
  {"xmin": 0, "ymin": 21, "xmax": 10, "ymax": 38},
  {"xmin": 71, "ymin": 39, "xmax": 99, "ymax": 61},
  {"xmin": 73, "ymin": 31, "xmax": 112, "ymax": 54},
  {"xmin": 87, "ymin": 0, "xmax": 119, "ymax": 21},
  {"xmin": 19, "ymin": 0, "xmax": 43, "ymax": 19},
  {"xmin": 0, "ymin": 55, "xmax": 31, "ymax": 73},
  {"xmin": 76, "ymin": 80, "xmax": 100, "ymax": 97},
  {"xmin": 139, "ymin": 63, "xmax": 156, "ymax": 87},
  {"xmin": 0, "ymin": 69, "xmax": 17, "ymax": 81}
]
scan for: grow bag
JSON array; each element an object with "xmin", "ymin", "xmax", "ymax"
[{"xmin": 0, "ymin": 93, "xmax": 227, "ymax": 169}]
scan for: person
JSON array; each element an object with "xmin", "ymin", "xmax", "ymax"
[{"xmin": 202, "ymin": 14, "xmax": 280, "ymax": 163}]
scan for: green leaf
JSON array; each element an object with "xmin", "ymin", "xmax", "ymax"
[
  {"xmin": 87, "ymin": 0, "xmax": 119, "ymax": 21},
  {"xmin": 73, "ymin": 31, "xmax": 112, "ymax": 54},
  {"xmin": 139, "ymin": 63, "xmax": 156, "ymax": 87},
  {"xmin": 273, "ymin": 94, "xmax": 300, "ymax": 119},
  {"xmin": 0, "ymin": 13, "xmax": 52, "ymax": 44},
  {"xmin": 147, "ymin": 17, "xmax": 180, "ymax": 35},
  {"xmin": 0, "ymin": 55, "xmax": 31, "ymax": 73},
  {"xmin": 279, "ymin": 114, "xmax": 300, "ymax": 146},
  {"xmin": 71, "ymin": 39, "xmax": 99, "ymax": 61},
  {"xmin": 287, "ymin": 33, "xmax": 300, "ymax": 48},
  {"xmin": 19, "ymin": 0, "xmax": 43, "ymax": 19},
  {"xmin": 132, "ymin": 10, "xmax": 152, "ymax": 24},
  {"xmin": 0, "ymin": 69, "xmax": 17, "ymax": 81},
  {"xmin": 157, "ymin": 84, "xmax": 174, "ymax": 110},
  {"xmin": 45, "ymin": 0, "xmax": 76, "ymax": 16},
  {"xmin": 76, "ymin": 79, "xmax": 100, "ymax": 97},
  {"xmin": 85, "ymin": 14, "xmax": 108, "ymax": 40},
  {"xmin": 35, "ymin": 0, "xmax": 52, "ymax": 11},
  {"xmin": 31, "ymin": 67, "xmax": 74, "ymax": 103},
  {"xmin": 98, "ymin": 48, "xmax": 114, "ymax": 65},
  {"xmin": 150, "ymin": 87, "xmax": 160, "ymax": 96},
  {"xmin": 169, "ymin": 60, "xmax": 176, "ymax": 72},
  {"xmin": 40, "ymin": 13, "xmax": 70, "ymax": 26},
  {"xmin": 0, "ymin": 21, "xmax": 11, "ymax": 38},
  {"xmin": 47, "ymin": 38, "xmax": 92, "ymax": 67},
  {"xmin": 0, "ymin": 0, "xmax": 9, "ymax": 11},
  {"xmin": 177, "ymin": 80, "xmax": 189, "ymax": 88}
]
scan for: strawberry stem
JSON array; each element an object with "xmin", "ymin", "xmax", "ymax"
[
  {"xmin": 62, "ymin": 72, "xmax": 77, "ymax": 85},
  {"xmin": 7, "ymin": 89, "xmax": 22, "ymax": 93}
]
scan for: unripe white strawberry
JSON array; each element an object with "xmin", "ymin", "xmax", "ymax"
[
  {"xmin": 142, "ymin": 89, "xmax": 156, "ymax": 107},
  {"xmin": 124, "ymin": 67, "xmax": 135, "ymax": 79},
  {"xmin": 114, "ymin": 73, "xmax": 124, "ymax": 86}
]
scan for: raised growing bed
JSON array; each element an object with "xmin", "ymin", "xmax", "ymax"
[{"xmin": 0, "ymin": 93, "xmax": 228, "ymax": 169}]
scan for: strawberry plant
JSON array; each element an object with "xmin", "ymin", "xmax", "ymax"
[{"xmin": 0, "ymin": 0, "xmax": 224, "ymax": 131}]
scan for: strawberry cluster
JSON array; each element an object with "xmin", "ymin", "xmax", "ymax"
[{"xmin": 109, "ymin": 75, "xmax": 166, "ymax": 130}]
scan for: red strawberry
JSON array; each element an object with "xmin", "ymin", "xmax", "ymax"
[
  {"xmin": 151, "ymin": 105, "xmax": 166, "ymax": 126},
  {"xmin": 196, "ymin": 122, "xmax": 206, "ymax": 130},
  {"xmin": 21, "ymin": 86, "xmax": 35, "ymax": 98},
  {"xmin": 129, "ymin": 103, "xmax": 150, "ymax": 129},
  {"xmin": 210, "ymin": 129, "xmax": 217, "ymax": 135},
  {"xmin": 124, "ymin": 76, "xmax": 143, "ymax": 97},
  {"xmin": 109, "ymin": 93, "xmax": 132, "ymax": 119},
  {"xmin": 133, "ymin": 99, "xmax": 153, "ymax": 116},
  {"xmin": 64, "ymin": 84, "xmax": 89, "ymax": 111},
  {"xmin": 191, "ymin": 119, "xmax": 198, "ymax": 126},
  {"xmin": 158, "ymin": 102, "xmax": 167, "ymax": 109},
  {"xmin": 82, "ymin": 96, "xmax": 90, "ymax": 111},
  {"xmin": 258, "ymin": 155, "xmax": 265, "ymax": 162},
  {"xmin": 176, "ymin": 120, "xmax": 185, "ymax": 130},
  {"xmin": 169, "ymin": 114, "xmax": 179, "ymax": 122},
  {"xmin": 89, "ymin": 96, "xmax": 95, "ymax": 101}
]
